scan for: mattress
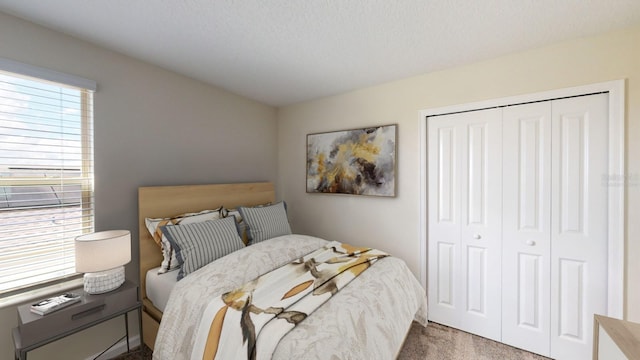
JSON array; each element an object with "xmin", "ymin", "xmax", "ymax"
[{"xmin": 145, "ymin": 266, "xmax": 179, "ymax": 312}]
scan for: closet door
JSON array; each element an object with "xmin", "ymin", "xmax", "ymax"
[
  {"xmin": 429, "ymin": 92, "xmax": 611, "ymax": 359},
  {"xmin": 428, "ymin": 114, "xmax": 462, "ymax": 327},
  {"xmin": 428, "ymin": 108, "xmax": 502, "ymax": 341},
  {"xmin": 550, "ymin": 94, "xmax": 608, "ymax": 360},
  {"xmin": 502, "ymin": 102, "xmax": 552, "ymax": 356}
]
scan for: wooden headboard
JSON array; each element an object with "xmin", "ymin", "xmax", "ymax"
[{"xmin": 137, "ymin": 182, "xmax": 275, "ymax": 308}]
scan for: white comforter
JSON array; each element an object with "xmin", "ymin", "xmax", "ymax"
[{"xmin": 153, "ymin": 234, "xmax": 427, "ymax": 360}]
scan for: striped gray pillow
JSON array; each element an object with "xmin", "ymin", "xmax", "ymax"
[
  {"xmin": 238, "ymin": 201, "xmax": 292, "ymax": 244},
  {"xmin": 161, "ymin": 217, "xmax": 244, "ymax": 280}
]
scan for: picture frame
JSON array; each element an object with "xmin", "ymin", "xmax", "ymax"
[{"xmin": 306, "ymin": 124, "xmax": 397, "ymax": 197}]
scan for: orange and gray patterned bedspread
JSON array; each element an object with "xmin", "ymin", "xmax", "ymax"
[{"xmin": 153, "ymin": 235, "xmax": 427, "ymax": 360}]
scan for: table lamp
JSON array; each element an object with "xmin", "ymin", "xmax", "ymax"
[{"xmin": 75, "ymin": 230, "xmax": 131, "ymax": 294}]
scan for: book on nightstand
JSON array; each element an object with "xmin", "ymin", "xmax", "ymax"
[{"xmin": 30, "ymin": 292, "xmax": 82, "ymax": 316}]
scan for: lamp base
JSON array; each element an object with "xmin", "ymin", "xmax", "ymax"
[{"xmin": 83, "ymin": 266, "xmax": 125, "ymax": 294}]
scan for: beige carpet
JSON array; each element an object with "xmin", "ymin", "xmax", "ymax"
[
  {"xmin": 113, "ymin": 322, "xmax": 551, "ymax": 360},
  {"xmin": 397, "ymin": 321, "xmax": 551, "ymax": 360}
]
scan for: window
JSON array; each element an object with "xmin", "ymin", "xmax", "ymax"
[{"xmin": 0, "ymin": 59, "xmax": 96, "ymax": 294}]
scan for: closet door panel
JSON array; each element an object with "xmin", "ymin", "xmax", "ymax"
[
  {"xmin": 558, "ymin": 259, "xmax": 586, "ymax": 339},
  {"xmin": 428, "ymin": 108, "xmax": 502, "ymax": 339},
  {"xmin": 437, "ymin": 127, "xmax": 457, "ymax": 225},
  {"xmin": 502, "ymin": 102, "xmax": 552, "ymax": 356},
  {"xmin": 517, "ymin": 253, "xmax": 543, "ymax": 325},
  {"xmin": 466, "ymin": 246, "xmax": 487, "ymax": 314},
  {"xmin": 550, "ymin": 93, "xmax": 608, "ymax": 360},
  {"xmin": 459, "ymin": 109, "xmax": 502, "ymax": 341},
  {"xmin": 428, "ymin": 116, "xmax": 462, "ymax": 327},
  {"xmin": 436, "ymin": 242, "xmax": 456, "ymax": 306}
]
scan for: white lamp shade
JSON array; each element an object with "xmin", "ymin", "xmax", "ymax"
[{"xmin": 75, "ymin": 230, "xmax": 131, "ymax": 273}]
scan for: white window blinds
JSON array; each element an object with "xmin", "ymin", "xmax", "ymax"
[{"xmin": 0, "ymin": 63, "xmax": 95, "ymax": 294}]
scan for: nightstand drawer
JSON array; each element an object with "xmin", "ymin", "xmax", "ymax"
[{"xmin": 17, "ymin": 281, "xmax": 138, "ymax": 347}]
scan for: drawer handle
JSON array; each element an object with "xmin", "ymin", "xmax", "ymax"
[
  {"xmin": 72, "ymin": 304, "xmax": 106, "ymax": 320},
  {"xmin": 525, "ymin": 240, "xmax": 536, "ymax": 246},
  {"xmin": 473, "ymin": 234, "xmax": 482, "ymax": 240}
]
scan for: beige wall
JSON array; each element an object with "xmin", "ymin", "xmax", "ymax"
[
  {"xmin": 278, "ymin": 25, "xmax": 640, "ymax": 322},
  {"xmin": 0, "ymin": 12, "xmax": 277, "ymax": 360}
]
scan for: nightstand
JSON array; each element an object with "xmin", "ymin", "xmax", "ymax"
[
  {"xmin": 593, "ymin": 314, "xmax": 640, "ymax": 359},
  {"xmin": 12, "ymin": 280, "xmax": 142, "ymax": 360}
]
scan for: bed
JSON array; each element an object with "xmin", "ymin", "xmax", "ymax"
[{"xmin": 138, "ymin": 182, "xmax": 427, "ymax": 359}]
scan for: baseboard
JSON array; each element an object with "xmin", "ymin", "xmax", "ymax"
[{"xmin": 84, "ymin": 334, "xmax": 141, "ymax": 360}]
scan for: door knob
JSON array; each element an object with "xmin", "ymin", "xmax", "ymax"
[
  {"xmin": 525, "ymin": 240, "xmax": 536, "ymax": 246},
  {"xmin": 473, "ymin": 234, "xmax": 482, "ymax": 240}
]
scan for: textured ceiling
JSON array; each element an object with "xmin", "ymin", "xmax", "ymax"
[{"xmin": 1, "ymin": 1, "xmax": 639, "ymax": 106}]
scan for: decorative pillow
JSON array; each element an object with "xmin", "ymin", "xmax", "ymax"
[
  {"xmin": 161, "ymin": 217, "xmax": 244, "ymax": 280},
  {"xmin": 221, "ymin": 208, "xmax": 250, "ymax": 244},
  {"xmin": 238, "ymin": 201, "xmax": 292, "ymax": 244},
  {"xmin": 144, "ymin": 208, "xmax": 223, "ymax": 273}
]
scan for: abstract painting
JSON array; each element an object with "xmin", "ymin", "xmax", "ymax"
[{"xmin": 306, "ymin": 125, "xmax": 396, "ymax": 196}]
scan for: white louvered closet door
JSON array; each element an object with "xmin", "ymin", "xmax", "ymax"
[{"xmin": 428, "ymin": 108, "xmax": 502, "ymax": 341}]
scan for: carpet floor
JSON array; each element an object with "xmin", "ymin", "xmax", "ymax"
[
  {"xmin": 112, "ymin": 322, "xmax": 551, "ymax": 360},
  {"xmin": 397, "ymin": 322, "xmax": 551, "ymax": 360}
]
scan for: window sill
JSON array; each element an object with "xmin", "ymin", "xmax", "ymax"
[{"xmin": 0, "ymin": 278, "xmax": 84, "ymax": 309}]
